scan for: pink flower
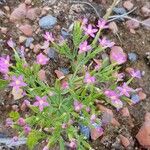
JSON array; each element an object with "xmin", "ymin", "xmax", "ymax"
[
  {"xmin": 93, "ymin": 59, "xmax": 102, "ymax": 70},
  {"xmin": 24, "ymin": 125, "xmax": 31, "ymax": 134},
  {"xmin": 90, "ymin": 114, "xmax": 96, "ymax": 123},
  {"xmin": 23, "ymin": 99, "xmax": 31, "ymax": 106},
  {"xmin": 62, "ymin": 123, "xmax": 67, "ymax": 129},
  {"xmin": 84, "ymin": 72, "xmax": 96, "ymax": 84},
  {"xmin": 97, "ymin": 19, "xmax": 108, "ymax": 30},
  {"xmin": 128, "ymin": 68, "xmax": 141, "ymax": 79},
  {"xmin": 86, "ymin": 107, "xmax": 91, "ymax": 113},
  {"xmin": 17, "ymin": 117, "xmax": 26, "ymax": 126},
  {"xmin": 81, "ymin": 18, "xmax": 88, "ymax": 27},
  {"xmin": 61, "ymin": 80, "xmax": 69, "ymax": 89},
  {"xmin": 99, "ymin": 37, "xmax": 115, "ymax": 48},
  {"xmin": 113, "ymin": 72, "xmax": 125, "ymax": 82},
  {"xmin": 104, "ymin": 90, "xmax": 123, "ymax": 110},
  {"xmin": 7, "ymin": 38, "xmax": 16, "ymax": 48},
  {"xmin": 43, "ymin": 32, "xmax": 54, "ymax": 42},
  {"xmin": 0, "ymin": 55, "xmax": 11, "ymax": 74},
  {"xmin": 83, "ymin": 24, "xmax": 98, "ymax": 37},
  {"xmin": 117, "ymin": 83, "xmax": 133, "ymax": 97},
  {"xmin": 36, "ymin": 53, "xmax": 49, "ymax": 65},
  {"xmin": 6, "ymin": 118, "xmax": 13, "ymax": 127},
  {"xmin": 73, "ymin": 100, "xmax": 83, "ymax": 112},
  {"xmin": 78, "ymin": 41, "xmax": 91, "ymax": 54},
  {"xmin": 33, "ymin": 96, "xmax": 49, "ymax": 111},
  {"xmin": 9, "ymin": 75, "xmax": 27, "ymax": 89},
  {"xmin": 69, "ymin": 139, "xmax": 77, "ymax": 149}
]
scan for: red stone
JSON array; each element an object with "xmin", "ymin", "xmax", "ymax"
[
  {"xmin": 19, "ymin": 24, "xmax": 33, "ymax": 36},
  {"xmin": 120, "ymin": 135, "xmax": 130, "ymax": 148}
]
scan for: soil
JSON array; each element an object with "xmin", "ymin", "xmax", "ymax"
[{"xmin": 0, "ymin": 0, "xmax": 150, "ymax": 150}]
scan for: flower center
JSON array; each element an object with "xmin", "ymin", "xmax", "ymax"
[{"xmin": 16, "ymin": 80, "xmax": 20, "ymax": 85}]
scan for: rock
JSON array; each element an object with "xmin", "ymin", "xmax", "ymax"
[
  {"xmin": 12, "ymin": 87, "xmax": 23, "ymax": 100},
  {"xmin": 26, "ymin": 8, "xmax": 41, "ymax": 21},
  {"xmin": 19, "ymin": 36, "xmax": 27, "ymax": 43},
  {"xmin": 19, "ymin": 24, "xmax": 33, "ymax": 36},
  {"xmin": 109, "ymin": 21, "xmax": 118, "ymax": 34},
  {"xmin": 25, "ymin": 37, "xmax": 34, "ymax": 47},
  {"xmin": 126, "ymin": 20, "xmax": 140, "ymax": 29},
  {"xmin": 131, "ymin": 94, "xmax": 140, "ymax": 104},
  {"xmin": 145, "ymin": 112, "xmax": 150, "ymax": 122},
  {"xmin": 123, "ymin": 1, "xmax": 134, "ymax": 10},
  {"xmin": 54, "ymin": 70, "xmax": 65, "ymax": 80},
  {"xmin": 39, "ymin": 15, "xmax": 57, "ymax": 29},
  {"xmin": 79, "ymin": 124, "xmax": 90, "ymax": 140},
  {"xmin": 0, "ymin": 27, "xmax": 8, "ymax": 34},
  {"xmin": 113, "ymin": 7, "xmax": 127, "ymax": 15},
  {"xmin": 33, "ymin": 44, "xmax": 41, "ymax": 53},
  {"xmin": 141, "ymin": 5, "xmax": 150, "ymax": 17},
  {"xmin": 110, "ymin": 46, "xmax": 127, "ymax": 65},
  {"xmin": 91, "ymin": 124, "xmax": 103, "ymax": 140},
  {"xmin": 59, "ymin": 67, "xmax": 69, "ymax": 75},
  {"xmin": 25, "ymin": 0, "xmax": 31, "ymax": 5},
  {"xmin": 38, "ymin": 69, "xmax": 46, "ymax": 81},
  {"xmin": 47, "ymin": 48, "xmax": 57, "ymax": 59},
  {"xmin": 111, "ymin": 118, "xmax": 120, "ymax": 126},
  {"xmin": 0, "ymin": 10, "xmax": 5, "ymax": 18},
  {"xmin": 136, "ymin": 121, "xmax": 150, "ymax": 148},
  {"xmin": 120, "ymin": 135, "xmax": 130, "ymax": 148},
  {"xmin": 4, "ymin": 6, "xmax": 10, "ymax": 12},
  {"xmin": 128, "ymin": 52, "xmax": 138, "ymax": 62},
  {"xmin": 138, "ymin": 91, "xmax": 147, "ymax": 100},
  {"xmin": 142, "ymin": 18, "xmax": 150, "ymax": 30},
  {"xmin": 120, "ymin": 107, "xmax": 130, "ymax": 117},
  {"xmin": 10, "ymin": 3, "xmax": 27, "ymax": 22},
  {"xmin": 61, "ymin": 28, "xmax": 70, "ymax": 39}
]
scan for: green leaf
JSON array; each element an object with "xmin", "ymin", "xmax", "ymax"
[
  {"xmin": 9, "ymin": 111, "xmax": 20, "ymax": 121},
  {"xmin": 27, "ymin": 130, "xmax": 46, "ymax": 150},
  {"xmin": 0, "ymin": 79, "xmax": 9, "ymax": 90},
  {"xmin": 59, "ymin": 137, "xmax": 65, "ymax": 150}
]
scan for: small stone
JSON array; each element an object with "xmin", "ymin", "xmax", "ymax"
[
  {"xmin": 19, "ymin": 24, "xmax": 33, "ymax": 36},
  {"xmin": 10, "ymin": 3, "xmax": 27, "ymax": 22},
  {"xmin": 141, "ymin": 5, "xmax": 150, "ymax": 17},
  {"xmin": 111, "ymin": 118, "xmax": 120, "ymax": 126},
  {"xmin": 120, "ymin": 107, "xmax": 130, "ymax": 117},
  {"xmin": 128, "ymin": 52, "xmax": 138, "ymax": 62},
  {"xmin": 26, "ymin": 8, "xmax": 41, "ymax": 21},
  {"xmin": 39, "ymin": 15, "xmax": 57, "ymax": 29},
  {"xmin": 145, "ymin": 112, "xmax": 150, "ymax": 122},
  {"xmin": 131, "ymin": 94, "xmax": 140, "ymax": 104},
  {"xmin": 138, "ymin": 91, "xmax": 147, "ymax": 100},
  {"xmin": 120, "ymin": 135, "xmax": 130, "ymax": 148},
  {"xmin": 91, "ymin": 125, "xmax": 103, "ymax": 140},
  {"xmin": 136, "ymin": 121, "xmax": 150, "ymax": 148},
  {"xmin": 25, "ymin": 0, "xmax": 31, "ymax": 5},
  {"xmin": 47, "ymin": 48, "xmax": 57, "ymax": 59},
  {"xmin": 61, "ymin": 28, "xmax": 70, "ymax": 39},
  {"xmin": 54, "ymin": 70, "xmax": 65, "ymax": 80},
  {"xmin": 59, "ymin": 67, "xmax": 69, "ymax": 75},
  {"xmin": 12, "ymin": 105, "xmax": 19, "ymax": 111},
  {"xmin": 38, "ymin": 69, "xmax": 46, "ymax": 81},
  {"xmin": 33, "ymin": 44, "xmax": 41, "ymax": 53},
  {"xmin": 126, "ymin": 20, "xmax": 140, "ymax": 29},
  {"xmin": 12, "ymin": 87, "xmax": 23, "ymax": 100},
  {"xmin": 30, "ymin": 43, "xmax": 34, "ymax": 49},
  {"xmin": 123, "ymin": 1, "xmax": 134, "ymax": 10},
  {"xmin": 0, "ymin": 27, "xmax": 8, "ymax": 34},
  {"xmin": 4, "ymin": 6, "xmax": 10, "ymax": 12},
  {"xmin": 25, "ymin": 37, "xmax": 34, "ymax": 47},
  {"xmin": 19, "ymin": 36, "xmax": 27, "ymax": 43},
  {"xmin": 142, "ymin": 18, "xmax": 150, "ymax": 30},
  {"xmin": 113, "ymin": 7, "xmax": 127, "ymax": 15},
  {"xmin": 0, "ymin": 10, "xmax": 5, "ymax": 17},
  {"xmin": 110, "ymin": 46, "xmax": 127, "ymax": 65},
  {"xmin": 108, "ymin": 21, "xmax": 118, "ymax": 34}
]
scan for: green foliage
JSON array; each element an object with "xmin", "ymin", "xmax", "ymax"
[
  {"xmin": 9, "ymin": 111, "xmax": 20, "ymax": 121},
  {"xmin": 0, "ymin": 79, "xmax": 9, "ymax": 90}
]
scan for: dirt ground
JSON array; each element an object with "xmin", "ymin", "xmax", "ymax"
[{"xmin": 0, "ymin": 0, "xmax": 150, "ymax": 149}]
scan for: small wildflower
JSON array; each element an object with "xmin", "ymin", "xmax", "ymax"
[
  {"xmin": 17, "ymin": 117, "xmax": 26, "ymax": 126},
  {"xmin": 73, "ymin": 100, "xmax": 83, "ymax": 112},
  {"xmin": 61, "ymin": 80, "xmax": 69, "ymax": 89},
  {"xmin": 36, "ymin": 53, "xmax": 49, "ymax": 65},
  {"xmin": 62, "ymin": 123, "xmax": 67, "ymax": 129},
  {"xmin": 117, "ymin": 83, "xmax": 133, "ymax": 97},
  {"xmin": 81, "ymin": 18, "xmax": 88, "ymax": 27},
  {"xmin": 90, "ymin": 114, "xmax": 96, "ymax": 123},
  {"xmin": 24, "ymin": 125, "xmax": 31, "ymax": 134},
  {"xmin": 78, "ymin": 41, "xmax": 91, "ymax": 54},
  {"xmin": 23, "ymin": 99, "xmax": 31, "ymax": 107},
  {"xmin": 93, "ymin": 59, "xmax": 102, "ymax": 70},
  {"xmin": 43, "ymin": 32, "xmax": 54, "ymax": 42},
  {"xmin": 83, "ymin": 24, "xmax": 98, "ymax": 37},
  {"xmin": 86, "ymin": 107, "xmax": 91, "ymax": 113},
  {"xmin": 69, "ymin": 139, "xmax": 77, "ymax": 149},
  {"xmin": 0, "ymin": 55, "xmax": 11, "ymax": 74},
  {"xmin": 43, "ymin": 146, "xmax": 49, "ymax": 150},
  {"xmin": 6, "ymin": 118, "xmax": 13, "ymax": 127},
  {"xmin": 84, "ymin": 72, "xmax": 96, "ymax": 84},
  {"xmin": 7, "ymin": 38, "xmax": 16, "ymax": 48},
  {"xmin": 113, "ymin": 72, "xmax": 125, "ymax": 82},
  {"xmin": 20, "ymin": 46, "xmax": 25, "ymax": 58},
  {"xmin": 99, "ymin": 37, "xmax": 115, "ymax": 48},
  {"xmin": 41, "ymin": 41, "xmax": 50, "ymax": 49},
  {"xmin": 97, "ymin": 19, "xmax": 108, "ymax": 30},
  {"xmin": 9, "ymin": 75, "xmax": 27, "ymax": 89},
  {"xmin": 33, "ymin": 96, "xmax": 49, "ymax": 112},
  {"xmin": 128, "ymin": 68, "xmax": 141, "ymax": 79}
]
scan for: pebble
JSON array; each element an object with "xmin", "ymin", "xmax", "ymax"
[
  {"xmin": 126, "ymin": 20, "xmax": 140, "ymax": 29},
  {"xmin": 138, "ymin": 91, "xmax": 147, "ymax": 100},
  {"xmin": 136, "ymin": 113, "xmax": 150, "ymax": 148},
  {"xmin": 120, "ymin": 107, "xmax": 130, "ymax": 117},
  {"xmin": 33, "ymin": 44, "xmax": 41, "ymax": 54},
  {"xmin": 113, "ymin": 7, "xmax": 127, "ymax": 15},
  {"xmin": 61, "ymin": 28, "xmax": 70, "ymax": 39},
  {"xmin": 119, "ymin": 135, "xmax": 130, "ymax": 148},
  {"xmin": 4, "ymin": 6, "xmax": 10, "ymax": 12},
  {"xmin": 10, "ymin": 3, "xmax": 27, "ymax": 22},
  {"xmin": 123, "ymin": 1, "xmax": 134, "ymax": 10},
  {"xmin": 38, "ymin": 69, "xmax": 46, "ymax": 81},
  {"xmin": 25, "ymin": 37, "xmax": 34, "ymax": 47},
  {"xmin": 131, "ymin": 94, "xmax": 140, "ymax": 104},
  {"xmin": 19, "ymin": 36, "xmax": 27, "ymax": 43},
  {"xmin": 47, "ymin": 48, "xmax": 57, "ymax": 59},
  {"xmin": 111, "ymin": 118, "xmax": 120, "ymax": 126},
  {"xmin": 26, "ymin": 8, "xmax": 41, "ymax": 21},
  {"xmin": 141, "ymin": 5, "xmax": 150, "ymax": 17},
  {"xmin": 59, "ymin": 67, "xmax": 69, "ymax": 75},
  {"xmin": 108, "ymin": 21, "xmax": 118, "ymax": 34},
  {"xmin": 128, "ymin": 52, "xmax": 138, "ymax": 62},
  {"xmin": 0, "ymin": 10, "xmax": 5, "ymax": 17},
  {"xmin": 79, "ymin": 124, "xmax": 90, "ymax": 140},
  {"xmin": 19, "ymin": 24, "xmax": 33, "ymax": 36},
  {"xmin": 25, "ymin": 0, "xmax": 31, "ymax": 5},
  {"xmin": 39, "ymin": 15, "xmax": 57, "ymax": 29}
]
